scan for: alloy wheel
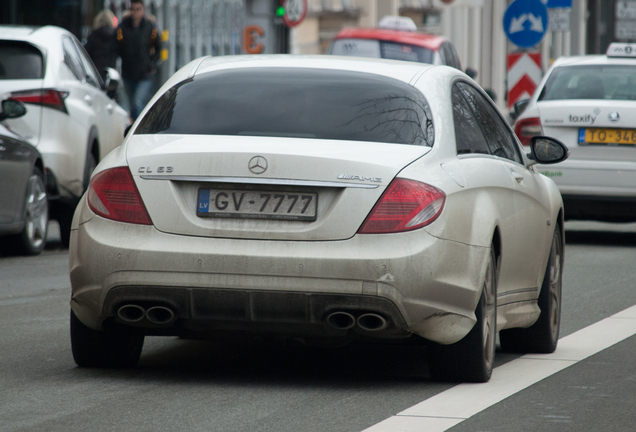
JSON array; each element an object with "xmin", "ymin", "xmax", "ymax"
[{"xmin": 24, "ymin": 174, "xmax": 48, "ymax": 250}]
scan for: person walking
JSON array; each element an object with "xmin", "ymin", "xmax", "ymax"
[
  {"xmin": 84, "ymin": 9, "xmax": 118, "ymax": 83},
  {"xmin": 116, "ymin": 0, "xmax": 161, "ymax": 120}
]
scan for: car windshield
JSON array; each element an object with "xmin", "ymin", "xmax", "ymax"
[
  {"xmin": 0, "ymin": 41, "xmax": 43, "ymax": 80},
  {"xmin": 539, "ymin": 65, "xmax": 636, "ymax": 101},
  {"xmin": 135, "ymin": 68, "xmax": 434, "ymax": 146},
  {"xmin": 330, "ymin": 38, "xmax": 435, "ymax": 64}
]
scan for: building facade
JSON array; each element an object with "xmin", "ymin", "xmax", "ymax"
[{"xmin": 1, "ymin": 1, "xmax": 632, "ymax": 113}]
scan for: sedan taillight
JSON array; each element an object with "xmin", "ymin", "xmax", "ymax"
[
  {"xmin": 87, "ymin": 167, "xmax": 152, "ymax": 225},
  {"xmin": 358, "ymin": 178, "xmax": 445, "ymax": 234},
  {"xmin": 10, "ymin": 89, "xmax": 69, "ymax": 114},
  {"xmin": 514, "ymin": 117, "xmax": 542, "ymax": 146}
]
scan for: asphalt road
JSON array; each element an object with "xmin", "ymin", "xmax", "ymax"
[{"xmin": 1, "ymin": 221, "xmax": 635, "ymax": 432}]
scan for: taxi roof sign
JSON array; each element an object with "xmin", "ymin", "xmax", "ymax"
[
  {"xmin": 377, "ymin": 16, "xmax": 417, "ymax": 32},
  {"xmin": 607, "ymin": 43, "xmax": 636, "ymax": 57}
]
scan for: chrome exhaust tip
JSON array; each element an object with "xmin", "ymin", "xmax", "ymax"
[
  {"xmin": 326, "ymin": 311, "xmax": 356, "ymax": 330},
  {"xmin": 117, "ymin": 304, "xmax": 146, "ymax": 323},
  {"xmin": 145, "ymin": 306, "xmax": 176, "ymax": 325},
  {"xmin": 357, "ymin": 313, "xmax": 388, "ymax": 331}
]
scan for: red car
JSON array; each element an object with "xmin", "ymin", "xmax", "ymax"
[{"xmin": 328, "ymin": 16, "xmax": 475, "ymax": 78}]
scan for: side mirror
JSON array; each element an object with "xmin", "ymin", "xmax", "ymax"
[
  {"xmin": 0, "ymin": 99, "xmax": 27, "ymax": 121},
  {"xmin": 104, "ymin": 67, "xmax": 122, "ymax": 99},
  {"xmin": 465, "ymin": 67, "xmax": 478, "ymax": 79},
  {"xmin": 510, "ymin": 99, "xmax": 530, "ymax": 121},
  {"xmin": 527, "ymin": 136, "xmax": 569, "ymax": 166}
]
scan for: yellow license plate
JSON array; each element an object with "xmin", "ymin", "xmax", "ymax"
[{"xmin": 583, "ymin": 128, "xmax": 636, "ymax": 145}]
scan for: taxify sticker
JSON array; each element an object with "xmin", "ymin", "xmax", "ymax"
[{"xmin": 569, "ymin": 114, "xmax": 596, "ymax": 124}]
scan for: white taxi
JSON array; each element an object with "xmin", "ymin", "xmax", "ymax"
[{"xmin": 514, "ymin": 43, "xmax": 636, "ymax": 222}]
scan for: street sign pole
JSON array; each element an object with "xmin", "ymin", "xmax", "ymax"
[
  {"xmin": 507, "ymin": 52, "xmax": 542, "ymax": 109},
  {"xmin": 503, "ymin": 0, "xmax": 549, "ymax": 110}
]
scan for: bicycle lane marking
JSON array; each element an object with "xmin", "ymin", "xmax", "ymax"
[{"xmin": 363, "ymin": 304, "xmax": 636, "ymax": 432}]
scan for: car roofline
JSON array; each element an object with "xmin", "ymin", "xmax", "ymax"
[
  {"xmin": 551, "ymin": 54, "xmax": 636, "ymax": 67},
  {"xmin": 191, "ymin": 54, "xmax": 437, "ymax": 84},
  {"xmin": 333, "ymin": 27, "xmax": 447, "ymax": 50}
]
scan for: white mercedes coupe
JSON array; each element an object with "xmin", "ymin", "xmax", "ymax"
[{"xmin": 69, "ymin": 55, "xmax": 568, "ymax": 382}]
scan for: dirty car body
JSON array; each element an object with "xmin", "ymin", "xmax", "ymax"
[{"xmin": 69, "ymin": 55, "xmax": 567, "ymax": 382}]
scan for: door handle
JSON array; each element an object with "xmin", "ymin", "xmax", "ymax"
[
  {"xmin": 84, "ymin": 94, "xmax": 93, "ymax": 106},
  {"xmin": 106, "ymin": 103, "xmax": 114, "ymax": 115}
]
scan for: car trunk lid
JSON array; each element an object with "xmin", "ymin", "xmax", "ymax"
[
  {"xmin": 0, "ymin": 40, "xmax": 46, "ymax": 145},
  {"xmin": 126, "ymin": 135, "xmax": 430, "ymax": 241},
  {"xmin": 539, "ymin": 100, "xmax": 636, "ymax": 162}
]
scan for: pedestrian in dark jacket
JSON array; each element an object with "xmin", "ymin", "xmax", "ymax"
[
  {"xmin": 84, "ymin": 9, "xmax": 118, "ymax": 83},
  {"xmin": 116, "ymin": 0, "xmax": 161, "ymax": 120}
]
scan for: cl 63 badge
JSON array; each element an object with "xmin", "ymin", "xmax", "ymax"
[{"xmin": 138, "ymin": 166, "xmax": 174, "ymax": 173}]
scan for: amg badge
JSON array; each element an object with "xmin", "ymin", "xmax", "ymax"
[{"xmin": 338, "ymin": 174, "xmax": 382, "ymax": 183}]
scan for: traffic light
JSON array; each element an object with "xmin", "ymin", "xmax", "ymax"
[{"xmin": 275, "ymin": 0, "xmax": 285, "ymax": 18}]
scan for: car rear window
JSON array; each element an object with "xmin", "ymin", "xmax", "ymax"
[
  {"xmin": 539, "ymin": 65, "xmax": 636, "ymax": 101},
  {"xmin": 135, "ymin": 68, "xmax": 434, "ymax": 146},
  {"xmin": 330, "ymin": 38, "xmax": 435, "ymax": 64},
  {"xmin": 0, "ymin": 41, "xmax": 43, "ymax": 79}
]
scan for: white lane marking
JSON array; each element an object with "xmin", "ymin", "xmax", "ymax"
[{"xmin": 363, "ymin": 304, "xmax": 636, "ymax": 432}]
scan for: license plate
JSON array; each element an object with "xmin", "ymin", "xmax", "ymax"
[
  {"xmin": 579, "ymin": 128, "xmax": 636, "ymax": 145},
  {"xmin": 197, "ymin": 188, "xmax": 317, "ymax": 221}
]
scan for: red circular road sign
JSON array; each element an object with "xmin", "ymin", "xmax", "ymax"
[{"xmin": 282, "ymin": 0, "xmax": 308, "ymax": 27}]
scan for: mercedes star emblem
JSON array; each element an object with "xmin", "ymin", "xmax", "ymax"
[
  {"xmin": 609, "ymin": 111, "xmax": 620, "ymax": 122},
  {"xmin": 248, "ymin": 156, "xmax": 268, "ymax": 174}
]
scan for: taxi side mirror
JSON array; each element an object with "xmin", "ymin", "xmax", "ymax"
[{"xmin": 510, "ymin": 99, "xmax": 530, "ymax": 121}]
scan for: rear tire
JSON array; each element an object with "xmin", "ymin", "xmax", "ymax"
[
  {"xmin": 500, "ymin": 226, "xmax": 563, "ymax": 353},
  {"xmin": 428, "ymin": 247, "xmax": 497, "ymax": 383},
  {"xmin": 7, "ymin": 167, "xmax": 48, "ymax": 255},
  {"xmin": 70, "ymin": 310, "xmax": 144, "ymax": 368}
]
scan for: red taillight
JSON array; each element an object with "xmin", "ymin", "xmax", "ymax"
[
  {"xmin": 10, "ymin": 89, "xmax": 69, "ymax": 113},
  {"xmin": 358, "ymin": 178, "xmax": 445, "ymax": 234},
  {"xmin": 87, "ymin": 167, "xmax": 152, "ymax": 225},
  {"xmin": 514, "ymin": 117, "xmax": 542, "ymax": 146}
]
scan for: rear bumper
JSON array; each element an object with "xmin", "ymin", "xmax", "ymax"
[
  {"xmin": 101, "ymin": 286, "xmax": 410, "ymax": 339},
  {"xmin": 537, "ymin": 158, "xmax": 636, "ymax": 221},
  {"xmin": 562, "ymin": 195, "xmax": 636, "ymax": 222},
  {"xmin": 40, "ymin": 152, "xmax": 83, "ymax": 202},
  {"xmin": 35, "ymin": 103, "xmax": 95, "ymax": 201},
  {"xmin": 69, "ymin": 198, "xmax": 491, "ymax": 344}
]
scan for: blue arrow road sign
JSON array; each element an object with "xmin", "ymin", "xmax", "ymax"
[{"xmin": 504, "ymin": 0, "xmax": 549, "ymax": 49}]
